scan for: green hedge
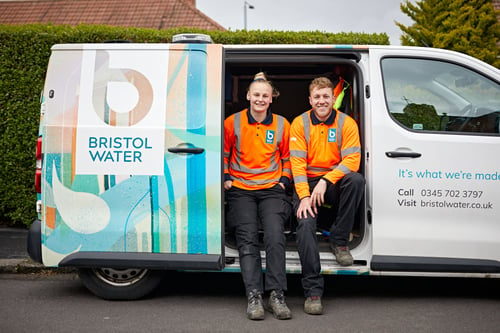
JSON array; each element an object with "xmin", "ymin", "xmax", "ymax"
[{"xmin": 0, "ymin": 24, "xmax": 389, "ymax": 227}]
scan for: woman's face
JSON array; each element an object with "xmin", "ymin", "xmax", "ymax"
[{"xmin": 247, "ymin": 81, "xmax": 273, "ymax": 114}]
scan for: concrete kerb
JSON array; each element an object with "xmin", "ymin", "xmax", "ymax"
[{"xmin": 0, "ymin": 258, "xmax": 76, "ymax": 274}]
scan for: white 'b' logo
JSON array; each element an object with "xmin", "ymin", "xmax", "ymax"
[
  {"xmin": 266, "ymin": 130, "xmax": 275, "ymax": 144},
  {"xmin": 92, "ymin": 51, "xmax": 153, "ymax": 127},
  {"xmin": 328, "ymin": 128, "xmax": 337, "ymax": 142}
]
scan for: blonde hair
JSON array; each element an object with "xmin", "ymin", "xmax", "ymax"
[
  {"xmin": 249, "ymin": 72, "xmax": 280, "ymax": 98},
  {"xmin": 309, "ymin": 77, "xmax": 334, "ymax": 94}
]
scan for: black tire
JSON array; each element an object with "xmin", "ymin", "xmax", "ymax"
[{"xmin": 78, "ymin": 267, "xmax": 164, "ymax": 300}]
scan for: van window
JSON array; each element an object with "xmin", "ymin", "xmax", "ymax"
[{"xmin": 381, "ymin": 58, "xmax": 500, "ymax": 134}]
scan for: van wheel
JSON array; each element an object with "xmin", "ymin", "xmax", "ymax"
[{"xmin": 78, "ymin": 267, "xmax": 164, "ymax": 300}]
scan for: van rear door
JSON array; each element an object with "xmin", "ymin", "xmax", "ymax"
[
  {"xmin": 368, "ymin": 46, "xmax": 500, "ymax": 273},
  {"xmin": 41, "ymin": 43, "xmax": 224, "ymax": 270}
]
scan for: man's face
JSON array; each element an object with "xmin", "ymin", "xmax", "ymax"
[{"xmin": 309, "ymin": 87, "xmax": 334, "ymax": 121}]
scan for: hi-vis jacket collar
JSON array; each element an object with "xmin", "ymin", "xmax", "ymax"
[
  {"xmin": 310, "ymin": 109, "xmax": 336, "ymax": 125},
  {"xmin": 247, "ymin": 108, "xmax": 273, "ymax": 125}
]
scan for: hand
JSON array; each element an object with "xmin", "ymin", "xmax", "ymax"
[
  {"xmin": 311, "ymin": 179, "xmax": 327, "ymax": 210},
  {"xmin": 224, "ymin": 180, "xmax": 233, "ymax": 190},
  {"xmin": 296, "ymin": 197, "xmax": 316, "ymax": 219},
  {"xmin": 278, "ymin": 182, "xmax": 285, "ymax": 190}
]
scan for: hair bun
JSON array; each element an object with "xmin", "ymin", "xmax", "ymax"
[
  {"xmin": 249, "ymin": 72, "xmax": 280, "ymax": 98},
  {"xmin": 253, "ymin": 72, "xmax": 267, "ymax": 81}
]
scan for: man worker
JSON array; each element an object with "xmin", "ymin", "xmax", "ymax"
[{"xmin": 289, "ymin": 76, "xmax": 364, "ymax": 315}]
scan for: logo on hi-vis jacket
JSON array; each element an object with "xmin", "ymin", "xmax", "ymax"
[
  {"xmin": 328, "ymin": 128, "xmax": 337, "ymax": 142},
  {"xmin": 266, "ymin": 130, "xmax": 275, "ymax": 144}
]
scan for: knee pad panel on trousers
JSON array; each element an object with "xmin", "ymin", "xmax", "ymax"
[{"xmin": 239, "ymin": 244, "xmax": 259, "ymax": 257}]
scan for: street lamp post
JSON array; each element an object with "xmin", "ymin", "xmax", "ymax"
[{"xmin": 244, "ymin": 1, "xmax": 254, "ymax": 30}]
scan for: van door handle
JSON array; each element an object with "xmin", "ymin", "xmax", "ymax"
[
  {"xmin": 385, "ymin": 151, "xmax": 421, "ymax": 158},
  {"xmin": 168, "ymin": 147, "xmax": 205, "ymax": 154}
]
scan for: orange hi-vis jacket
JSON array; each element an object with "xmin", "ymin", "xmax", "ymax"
[
  {"xmin": 224, "ymin": 109, "xmax": 291, "ymax": 191},
  {"xmin": 290, "ymin": 109, "xmax": 361, "ymax": 199}
]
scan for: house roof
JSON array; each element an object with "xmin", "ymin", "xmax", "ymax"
[{"xmin": 0, "ymin": 0, "xmax": 225, "ymax": 30}]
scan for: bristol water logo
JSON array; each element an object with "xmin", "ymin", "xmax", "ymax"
[
  {"xmin": 266, "ymin": 130, "xmax": 275, "ymax": 144},
  {"xmin": 328, "ymin": 128, "xmax": 337, "ymax": 142},
  {"xmin": 91, "ymin": 51, "xmax": 153, "ymax": 127},
  {"xmin": 75, "ymin": 49, "xmax": 168, "ymax": 175}
]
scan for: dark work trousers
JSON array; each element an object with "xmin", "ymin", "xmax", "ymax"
[
  {"xmin": 293, "ymin": 173, "xmax": 364, "ymax": 297},
  {"xmin": 227, "ymin": 184, "xmax": 290, "ymax": 296}
]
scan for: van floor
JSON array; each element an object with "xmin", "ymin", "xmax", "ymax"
[{"xmin": 225, "ymin": 229, "xmax": 361, "ymax": 253}]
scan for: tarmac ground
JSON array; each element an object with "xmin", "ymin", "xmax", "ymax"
[{"xmin": 0, "ymin": 226, "xmax": 75, "ymax": 274}]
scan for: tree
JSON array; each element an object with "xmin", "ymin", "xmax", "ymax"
[{"xmin": 396, "ymin": 0, "xmax": 500, "ymax": 68}]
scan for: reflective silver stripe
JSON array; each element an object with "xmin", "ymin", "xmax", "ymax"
[
  {"xmin": 267, "ymin": 112, "xmax": 280, "ymax": 170},
  {"xmin": 224, "ymin": 151, "xmax": 230, "ymax": 171},
  {"xmin": 269, "ymin": 158, "xmax": 279, "ymax": 172},
  {"xmin": 233, "ymin": 176, "xmax": 281, "ymax": 186},
  {"xmin": 336, "ymin": 112, "xmax": 346, "ymax": 159},
  {"xmin": 290, "ymin": 150, "xmax": 307, "ymax": 158},
  {"xmin": 301, "ymin": 113, "xmax": 310, "ymax": 146},
  {"xmin": 232, "ymin": 112, "xmax": 246, "ymax": 172},
  {"xmin": 342, "ymin": 146, "xmax": 361, "ymax": 156},
  {"xmin": 233, "ymin": 150, "xmax": 245, "ymax": 172},
  {"xmin": 234, "ymin": 112, "xmax": 241, "ymax": 153},
  {"xmin": 293, "ymin": 175, "xmax": 308, "ymax": 183},
  {"xmin": 231, "ymin": 161, "xmax": 279, "ymax": 174},
  {"xmin": 308, "ymin": 166, "xmax": 334, "ymax": 173},
  {"xmin": 276, "ymin": 115, "xmax": 284, "ymax": 145},
  {"xmin": 337, "ymin": 164, "xmax": 351, "ymax": 175},
  {"xmin": 268, "ymin": 115, "xmax": 284, "ymax": 172},
  {"xmin": 281, "ymin": 157, "xmax": 291, "ymax": 175}
]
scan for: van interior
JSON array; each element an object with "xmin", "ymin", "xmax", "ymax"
[{"xmin": 222, "ymin": 50, "xmax": 366, "ymax": 254}]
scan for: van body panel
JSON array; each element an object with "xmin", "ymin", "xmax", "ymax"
[
  {"xmin": 368, "ymin": 47, "xmax": 500, "ymax": 266},
  {"xmin": 40, "ymin": 44, "xmax": 223, "ymax": 266},
  {"xmin": 58, "ymin": 252, "xmax": 222, "ymax": 270}
]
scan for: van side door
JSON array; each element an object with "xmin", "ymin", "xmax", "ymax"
[
  {"xmin": 368, "ymin": 47, "xmax": 500, "ymax": 273},
  {"xmin": 41, "ymin": 43, "xmax": 223, "ymax": 270}
]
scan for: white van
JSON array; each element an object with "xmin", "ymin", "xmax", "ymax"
[{"xmin": 28, "ymin": 35, "xmax": 500, "ymax": 300}]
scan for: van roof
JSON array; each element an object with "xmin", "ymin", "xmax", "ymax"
[{"xmin": 50, "ymin": 43, "xmax": 371, "ymax": 51}]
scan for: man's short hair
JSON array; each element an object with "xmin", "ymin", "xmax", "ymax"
[{"xmin": 309, "ymin": 77, "xmax": 334, "ymax": 94}]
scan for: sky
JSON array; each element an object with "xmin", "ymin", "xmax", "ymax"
[{"xmin": 196, "ymin": 0, "xmax": 414, "ymax": 45}]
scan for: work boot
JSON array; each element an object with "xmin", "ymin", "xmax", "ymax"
[
  {"xmin": 267, "ymin": 290, "xmax": 292, "ymax": 320},
  {"xmin": 331, "ymin": 244, "xmax": 353, "ymax": 266},
  {"xmin": 304, "ymin": 296, "xmax": 323, "ymax": 315},
  {"xmin": 247, "ymin": 289, "xmax": 265, "ymax": 320}
]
